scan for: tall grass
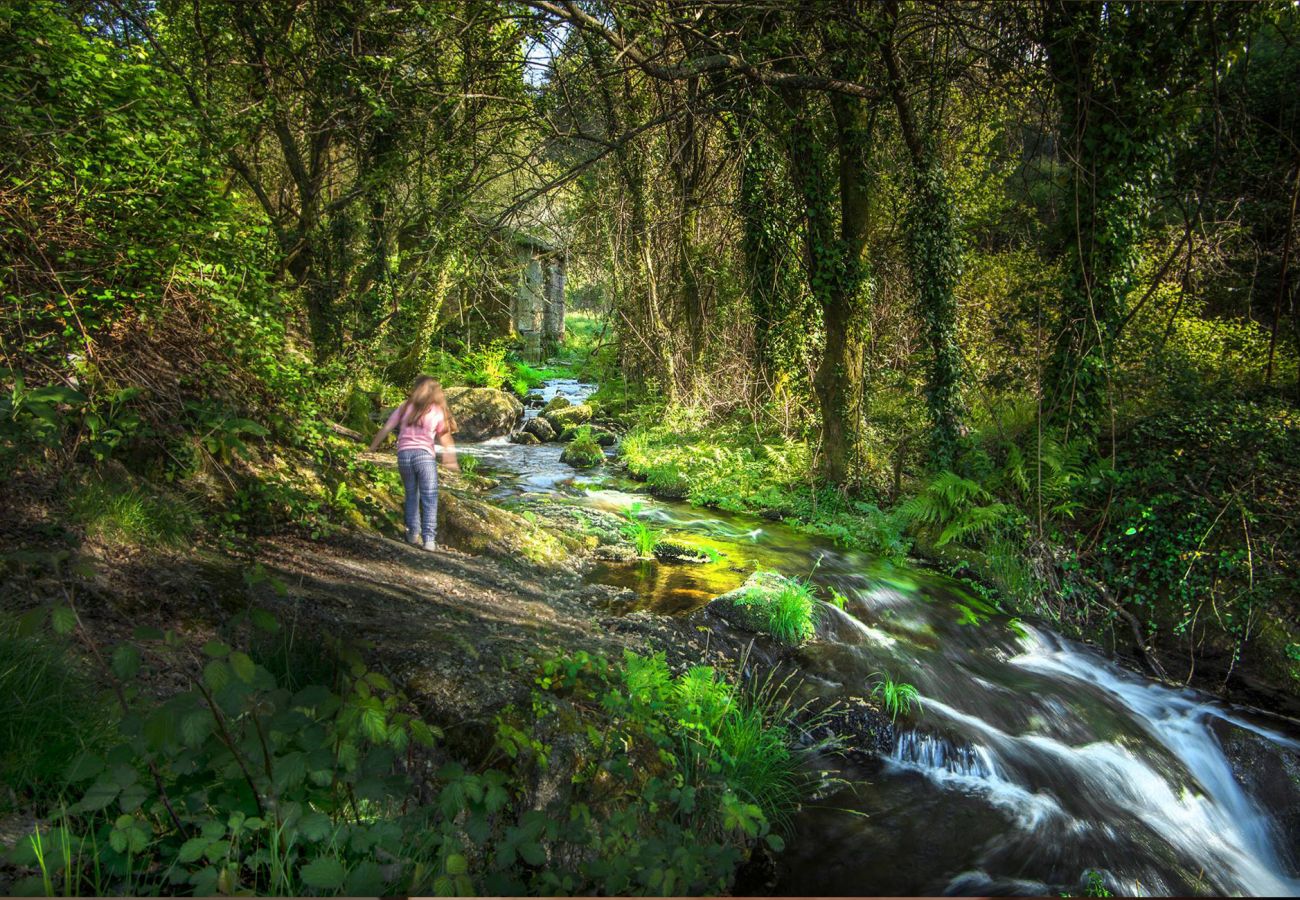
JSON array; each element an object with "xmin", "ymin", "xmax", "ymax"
[
  {"xmin": 0, "ymin": 618, "xmax": 112, "ymax": 811},
  {"xmin": 621, "ymin": 504, "xmax": 663, "ymax": 556},
  {"xmin": 734, "ymin": 574, "xmax": 817, "ymax": 645},
  {"xmin": 621, "ymin": 652, "xmax": 807, "ymax": 834},
  {"xmin": 65, "ymin": 479, "xmax": 196, "ymax": 547}
]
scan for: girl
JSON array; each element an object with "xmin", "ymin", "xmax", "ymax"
[{"xmin": 370, "ymin": 376, "xmax": 459, "ymax": 550}]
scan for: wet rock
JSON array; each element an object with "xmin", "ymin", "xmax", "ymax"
[
  {"xmin": 444, "ymin": 387, "xmax": 523, "ymax": 442},
  {"xmin": 651, "ymin": 538, "xmax": 710, "ymax": 564},
  {"xmin": 593, "ymin": 544, "xmax": 639, "ymax": 562},
  {"xmin": 523, "ymin": 417, "xmax": 556, "ymax": 442},
  {"xmin": 509, "ymin": 431, "xmax": 541, "ymax": 445},
  {"xmin": 524, "ymin": 391, "xmax": 545, "ymax": 407},
  {"xmin": 542, "ymin": 395, "xmax": 571, "ymax": 414},
  {"xmin": 545, "ymin": 403, "xmax": 593, "ymax": 431},
  {"xmin": 518, "ymin": 501, "xmax": 627, "ymax": 546}
]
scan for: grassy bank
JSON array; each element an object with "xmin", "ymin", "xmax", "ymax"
[{"xmin": 618, "ymin": 398, "xmax": 1300, "ymax": 707}]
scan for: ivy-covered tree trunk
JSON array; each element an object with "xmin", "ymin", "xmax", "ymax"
[
  {"xmin": 904, "ymin": 161, "xmax": 964, "ymax": 469},
  {"xmin": 1043, "ymin": 1, "xmax": 1154, "ymax": 441},
  {"xmin": 883, "ymin": 26, "xmax": 965, "ymax": 470},
  {"xmin": 786, "ymin": 99, "xmax": 874, "ymax": 486}
]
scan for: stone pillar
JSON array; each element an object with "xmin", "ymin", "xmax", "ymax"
[{"xmin": 542, "ymin": 253, "xmax": 566, "ymax": 352}]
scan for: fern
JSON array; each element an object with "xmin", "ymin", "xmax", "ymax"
[{"xmin": 895, "ymin": 471, "xmax": 1012, "ymax": 549}]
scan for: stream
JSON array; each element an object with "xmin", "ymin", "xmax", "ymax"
[{"xmin": 458, "ymin": 378, "xmax": 1300, "ymax": 897}]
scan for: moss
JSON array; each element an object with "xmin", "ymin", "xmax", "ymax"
[
  {"xmin": 546, "ymin": 403, "xmax": 593, "ymax": 430},
  {"xmin": 560, "ymin": 428, "xmax": 605, "ymax": 468}
]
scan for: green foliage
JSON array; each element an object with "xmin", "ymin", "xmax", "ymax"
[
  {"xmin": 621, "ymin": 504, "xmax": 663, "ymax": 557},
  {"xmin": 621, "ymin": 410, "xmax": 907, "ymax": 556},
  {"xmin": 894, "ymin": 471, "xmax": 1015, "ymax": 548},
  {"xmin": 1084, "ymin": 870, "xmax": 1114, "ymax": 897},
  {"xmin": 0, "ymin": 618, "xmax": 112, "ymax": 811},
  {"xmin": 501, "ymin": 649, "xmax": 810, "ymax": 894},
  {"xmin": 734, "ymin": 574, "xmax": 818, "ymax": 646},
  {"xmin": 560, "ymin": 425, "xmax": 604, "ymax": 468},
  {"xmin": 65, "ymin": 479, "xmax": 196, "ymax": 548},
  {"xmin": 870, "ymin": 674, "xmax": 922, "ymax": 723}
]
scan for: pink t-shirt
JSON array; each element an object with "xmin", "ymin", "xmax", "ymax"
[{"xmin": 384, "ymin": 403, "xmax": 446, "ymax": 454}]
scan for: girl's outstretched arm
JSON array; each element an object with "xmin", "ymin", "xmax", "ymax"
[
  {"xmin": 438, "ymin": 432, "xmax": 459, "ymax": 472},
  {"xmin": 369, "ymin": 406, "xmax": 402, "ymax": 451}
]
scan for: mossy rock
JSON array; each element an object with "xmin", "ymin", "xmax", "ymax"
[
  {"xmin": 524, "ymin": 391, "xmax": 545, "ymax": 407},
  {"xmin": 523, "ymin": 417, "xmax": 556, "ymax": 442},
  {"xmin": 437, "ymin": 490, "xmax": 574, "ymax": 565},
  {"xmin": 545, "ymin": 403, "xmax": 593, "ymax": 431},
  {"xmin": 509, "ymin": 431, "xmax": 541, "ymax": 445},
  {"xmin": 560, "ymin": 437, "xmax": 605, "ymax": 469},
  {"xmin": 705, "ymin": 571, "xmax": 815, "ymax": 647},
  {"xmin": 651, "ymin": 539, "xmax": 710, "ymax": 564},
  {"xmin": 443, "ymin": 387, "xmax": 523, "ymax": 442},
  {"xmin": 542, "ymin": 395, "xmax": 571, "ymax": 414}
]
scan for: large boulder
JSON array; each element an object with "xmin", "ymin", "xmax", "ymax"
[
  {"xmin": 509, "ymin": 431, "xmax": 540, "ymax": 445},
  {"xmin": 545, "ymin": 403, "xmax": 593, "ymax": 431},
  {"xmin": 444, "ymin": 387, "xmax": 523, "ymax": 442},
  {"xmin": 523, "ymin": 417, "xmax": 556, "ymax": 442},
  {"xmin": 543, "ymin": 395, "xmax": 571, "ymax": 414}
]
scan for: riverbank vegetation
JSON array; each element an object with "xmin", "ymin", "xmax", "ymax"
[{"xmin": 3, "ymin": 0, "xmax": 1299, "ymax": 893}]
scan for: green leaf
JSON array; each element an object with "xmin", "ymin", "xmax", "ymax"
[
  {"xmin": 203, "ymin": 660, "xmax": 230, "ymax": 692},
  {"xmin": 300, "ymin": 856, "xmax": 346, "ymax": 890},
  {"xmin": 75, "ymin": 780, "xmax": 120, "ymax": 812},
  {"xmin": 177, "ymin": 837, "xmax": 209, "ymax": 864},
  {"xmin": 518, "ymin": 842, "xmax": 546, "ymax": 866},
  {"xmin": 445, "ymin": 853, "xmax": 468, "ymax": 876},
  {"xmin": 64, "ymin": 751, "xmax": 105, "ymax": 783},
  {"xmin": 51, "ymin": 605, "xmax": 76, "ymax": 635},
  {"xmin": 765, "ymin": 833, "xmax": 786, "ymax": 852},
  {"xmin": 298, "ymin": 811, "xmax": 332, "ymax": 843},
  {"xmin": 111, "ymin": 644, "xmax": 140, "ymax": 680},
  {"xmin": 202, "ymin": 640, "xmax": 230, "ymax": 658},
  {"xmin": 229, "ymin": 651, "xmax": 256, "ymax": 684}
]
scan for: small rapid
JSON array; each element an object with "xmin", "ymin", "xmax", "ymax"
[{"xmin": 457, "ymin": 378, "xmax": 1300, "ymax": 897}]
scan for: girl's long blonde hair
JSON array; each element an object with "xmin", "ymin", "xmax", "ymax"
[{"xmin": 403, "ymin": 376, "xmax": 455, "ymax": 432}]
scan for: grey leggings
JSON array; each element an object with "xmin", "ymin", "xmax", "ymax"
[{"xmin": 396, "ymin": 448, "xmax": 438, "ymax": 542}]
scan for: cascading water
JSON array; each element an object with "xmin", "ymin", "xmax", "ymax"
[{"xmin": 459, "ymin": 378, "xmax": 1300, "ymax": 897}]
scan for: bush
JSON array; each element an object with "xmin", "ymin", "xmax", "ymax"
[{"xmin": 5, "ymin": 608, "xmax": 810, "ymax": 897}]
